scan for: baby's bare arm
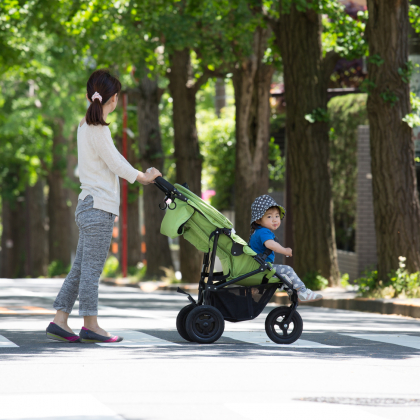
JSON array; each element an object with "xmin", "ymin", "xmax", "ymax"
[{"xmin": 264, "ymin": 240, "xmax": 292, "ymax": 257}]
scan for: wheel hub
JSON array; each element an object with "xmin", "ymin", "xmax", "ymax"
[{"xmin": 194, "ymin": 314, "xmax": 215, "ymax": 336}]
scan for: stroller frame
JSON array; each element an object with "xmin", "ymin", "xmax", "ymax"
[{"xmin": 154, "ymin": 177, "xmax": 302, "ymax": 344}]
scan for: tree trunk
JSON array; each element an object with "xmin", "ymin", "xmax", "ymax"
[
  {"xmin": 0, "ymin": 195, "xmax": 23, "ymax": 278},
  {"xmin": 366, "ymin": 0, "xmax": 420, "ymax": 278},
  {"xmin": 271, "ymin": 5, "xmax": 340, "ymax": 285},
  {"xmin": 66, "ymin": 131, "xmax": 79, "ymax": 263},
  {"xmin": 26, "ymin": 180, "xmax": 48, "ymax": 277},
  {"xmin": 47, "ymin": 120, "xmax": 72, "ymax": 267},
  {"xmin": 168, "ymin": 48, "xmax": 204, "ymax": 283},
  {"xmin": 114, "ymin": 132, "xmax": 142, "ymax": 271},
  {"xmin": 215, "ymin": 78, "xmax": 226, "ymax": 117},
  {"xmin": 0, "ymin": 179, "xmax": 47, "ymax": 278},
  {"xmin": 232, "ymin": 27, "xmax": 274, "ymax": 241},
  {"xmin": 134, "ymin": 75, "xmax": 173, "ymax": 278},
  {"xmin": 126, "ymin": 185, "xmax": 141, "ymax": 268}
]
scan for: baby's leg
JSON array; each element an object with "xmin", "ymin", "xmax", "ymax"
[{"xmin": 273, "ymin": 265, "xmax": 306, "ymax": 291}]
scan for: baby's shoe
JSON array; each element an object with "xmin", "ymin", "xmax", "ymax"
[{"xmin": 297, "ymin": 288, "xmax": 323, "ymax": 303}]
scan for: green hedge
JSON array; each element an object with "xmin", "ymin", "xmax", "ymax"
[{"xmin": 328, "ymin": 93, "xmax": 368, "ymax": 251}]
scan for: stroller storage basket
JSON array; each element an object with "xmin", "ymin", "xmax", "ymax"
[{"xmin": 207, "ymin": 284, "xmax": 278, "ymax": 322}]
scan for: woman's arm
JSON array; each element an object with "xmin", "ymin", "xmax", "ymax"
[
  {"xmin": 90, "ymin": 127, "xmax": 139, "ymax": 183},
  {"xmin": 264, "ymin": 240, "xmax": 293, "ymax": 257}
]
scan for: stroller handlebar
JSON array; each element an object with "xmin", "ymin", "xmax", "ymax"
[{"xmin": 154, "ymin": 176, "xmax": 176, "ymax": 194}]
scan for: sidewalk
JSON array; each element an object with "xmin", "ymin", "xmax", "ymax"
[{"xmin": 100, "ymin": 278, "xmax": 420, "ymax": 319}]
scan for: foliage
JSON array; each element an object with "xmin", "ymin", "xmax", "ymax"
[
  {"xmin": 302, "ymin": 270, "xmax": 328, "ymax": 291},
  {"xmin": 159, "ymin": 92, "xmax": 177, "ymax": 183},
  {"xmin": 102, "ymin": 255, "xmax": 120, "ymax": 278},
  {"xmin": 268, "ymin": 137, "xmax": 285, "ymax": 184},
  {"xmin": 380, "ymin": 89, "xmax": 399, "ymax": 107},
  {"xmin": 409, "ymin": 2, "xmax": 420, "ymax": 34},
  {"xmin": 320, "ymin": 2, "xmax": 368, "ymax": 61},
  {"xmin": 128, "ymin": 263, "xmax": 147, "ymax": 282},
  {"xmin": 359, "ymin": 78, "xmax": 376, "ymax": 95},
  {"xmin": 355, "ymin": 257, "xmax": 420, "ymax": 298},
  {"xmin": 0, "ymin": 0, "xmax": 89, "ymax": 206},
  {"xmin": 328, "ymin": 93, "xmax": 368, "ymax": 251},
  {"xmin": 340, "ymin": 273, "xmax": 350, "ymax": 288},
  {"xmin": 263, "ymin": 0, "xmax": 367, "ymax": 61},
  {"xmin": 304, "ymin": 107, "xmax": 329, "ymax": 124},
  {"xmin": 354, "ymin": 268, "xmax": 378, "ymax": 296},
  {"xmin": 398, "ymin": 61, "xmax": 415, "ymax": 84},
  {"xmin": 197, "ymin": 79, "xmax": 285, "ymax": 211},
  {"xmin": 403, "ymin": 92, "xmax": 420, "ymax": 128},
  {"xmin": 368, "ymin": 54, "xmax": 384, "ymax": 67},
  {"xmin": 197, "ymin": 82, "xmax": 236, "ymax": 210},
  {"xmin": 47, "ymin": 260, "xmax": 70, "ymax": 278}
]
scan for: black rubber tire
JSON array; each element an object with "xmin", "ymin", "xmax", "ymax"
[
  {"xmin": 185, "ymin": 305, "xmax": 224, "ymax": 344},
  {"xmin": 265, "ymin": 306, "xmax": 303, "ymax": 344},
  {"xmin": 176, "ymin": 304, "xmax": 196, "ymax": 342}
]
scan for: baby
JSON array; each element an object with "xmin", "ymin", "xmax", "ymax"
[{"xmin": 249, "ymin": 195, "xmax": 322, "ymax": 303}]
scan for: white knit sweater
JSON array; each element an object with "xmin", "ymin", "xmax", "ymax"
[{"xmin": 77, "ymin": 123, "xmax": 138, "ymax": 216}]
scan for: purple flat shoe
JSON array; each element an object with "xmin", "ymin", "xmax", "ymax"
[
  {"xmin": 46, "ymin": 322, "xmax": 80, "ymax": 343},
  {"xmin": 79, "ymin": 327, "xmax": 123, "ymax": 343}
]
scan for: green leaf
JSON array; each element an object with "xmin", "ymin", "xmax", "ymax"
[
  {"xmin": 368, "ymin": 54, "xmax": 384, "ymax": 67},
  {"xmin": 305, "ymin": 107, "xmax": 329, "ymax": 124},
  {"xmin": 360, "ymin": 79, "xmax": 376, "ymax": 95}
]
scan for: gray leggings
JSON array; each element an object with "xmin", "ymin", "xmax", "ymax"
[
  {"xmin": 273, "ymin": 264, "xmax": 306, "ymax": 291},
  {"xmin": 53, "ymin": 195, "xmax": 115, "ymax": 316}
]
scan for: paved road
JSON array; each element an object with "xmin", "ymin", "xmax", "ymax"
[{"xmin": 1, "ymin": 278, "xmax": 420, "ymax": 420}]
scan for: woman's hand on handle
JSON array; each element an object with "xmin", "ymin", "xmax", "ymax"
[{"xmin": 136, "ymin": 168, "xmax": 162, "ymax": 185}]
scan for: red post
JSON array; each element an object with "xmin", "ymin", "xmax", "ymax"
[{"xmin": 122, "ymin": 93, "xmax": 128, "ymax": 277}]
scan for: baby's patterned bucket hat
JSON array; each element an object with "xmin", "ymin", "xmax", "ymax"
[{"xmin": 250, "ymin": 195, "xmax": 286, "ymax": 226}]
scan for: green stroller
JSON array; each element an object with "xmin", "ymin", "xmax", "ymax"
[{"xmin": 154, "ymin": 177, "xmax": 303, "ymax": 345}]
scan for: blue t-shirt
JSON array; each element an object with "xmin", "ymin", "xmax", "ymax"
[{"xmin": 249, "ymin": 227, "xmax": 276, "ymax": 263}]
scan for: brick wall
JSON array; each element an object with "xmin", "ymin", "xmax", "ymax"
[
  {"xmin": 337, "ymin": 250, "xmax": 358, "ymax": 281},
  {"xmin": 356, "ymin": 126, "xmax": 378, "ymax": 276}
]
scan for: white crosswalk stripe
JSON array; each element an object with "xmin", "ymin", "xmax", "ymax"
[
  {"xmin": 95, "ymin": 330, "xmax": 180, "ymax": 347},
  {"xmin": 222, "ymin": 331, "xmax": 341, "ymax": 348},
  {"xmin": 341, "ymin": 333, "xmax": 420, "ymax": 350},
  {"xmin": 0, "ymin": 335, "xmax": 18, "ymax": 348},
  {"xmin": 2, "ymin": 331, "xmax": 420, "ymax": 350},
  {"xmin": 0, "ymin": 393, "xmax": 124, "ymax": 420}
]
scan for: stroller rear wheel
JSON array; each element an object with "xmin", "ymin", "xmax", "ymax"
[
  {"xmin": 265, "ymin": 306, "xmax": 303, "ymax": 344},
  {"xmin": 176, "ymin": 304, "xmax": 196, "ymax": 342},
  {"xmin": 185, "ymin": 305, "xmax": 224, "ymax": 344}
]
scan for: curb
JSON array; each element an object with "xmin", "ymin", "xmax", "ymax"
[
  {"xmin": 271, "ymin": 294, "xmax": 420, "ymax": 319},
  {"xmin": 101, "ymin": 278, "xmax": 420, "ymax": 319}
]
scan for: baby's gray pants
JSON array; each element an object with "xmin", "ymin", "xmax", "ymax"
[
  {"xmin": 272, "ymin": 264, "xmax": 306, "ymax": 291},
  {"xmin": 53, "ymin": 195, "xmax": 115, "ymax": 316}
]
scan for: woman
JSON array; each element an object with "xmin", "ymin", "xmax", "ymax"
[{"xmin": 46, "ymin": 69, "xmax": 162, "ymax": 343}]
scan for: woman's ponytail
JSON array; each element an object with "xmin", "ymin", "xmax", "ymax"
[
  {"xmin": 86, "ymin": 96, "xmax": 106, "ymax": 126},
  {"xmin": 85, "ymin": 69, "xmax": 121, "ymax": 126}
]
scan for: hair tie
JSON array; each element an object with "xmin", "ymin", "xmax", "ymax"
[{"xmin": 91, "ymin": 92, "xmax": 102, "ymax": 103}]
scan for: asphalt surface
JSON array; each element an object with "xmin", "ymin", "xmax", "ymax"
[{"xmin": 1, "ymin": 278, "xmax": 420, "ymax": 420}]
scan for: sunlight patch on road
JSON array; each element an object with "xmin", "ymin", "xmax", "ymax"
[
  {"xmin": 96, "ymin": 330, "xmax": 180, "ymax": 347},
  {"xmin": 0, "ymin": 335, "xmax": 18, "ymax": 348}
]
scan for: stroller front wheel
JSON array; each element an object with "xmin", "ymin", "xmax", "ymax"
[
  {"xmin": 176, "ymin": 304, "xmax": 196, "ymax": 342},
  {"xmin": 265, "ymin": 306, "xmax": 303, "ymax": 344},
  {"xmin": 185, "ymin": 305, "xmax": 224, "ymax": 344}
]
